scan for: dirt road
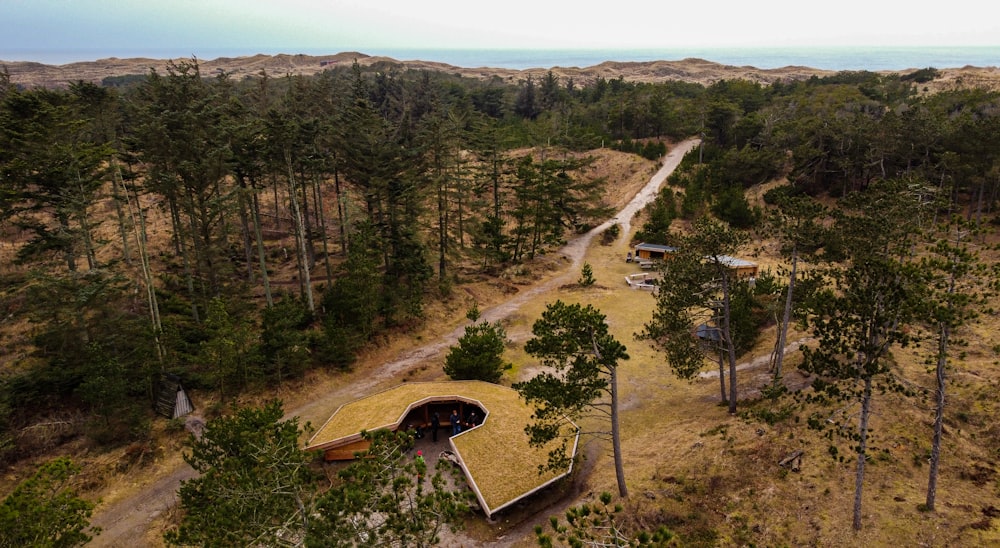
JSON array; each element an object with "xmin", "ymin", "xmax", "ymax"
[{"xmin": 87, "ymin": 138, "xmax": 699, "ymax": 546}]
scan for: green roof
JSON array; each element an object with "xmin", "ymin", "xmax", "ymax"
[{"xmin": 305, "ymin": 380, "xmax": 578, "ymax": 517}]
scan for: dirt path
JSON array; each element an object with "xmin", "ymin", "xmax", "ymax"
[
  {"xmin": 87, "ymin": 139, "xmax": 699, "ymax": 547},
  {"xmin": 696, "ymin": 337, "xmax": 814, "ymax": 379}
]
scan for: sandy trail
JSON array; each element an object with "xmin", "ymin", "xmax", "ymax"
[
  {"xmin": 88, "ymin": 139, "xmax": 698, "ymax": 547},
  {"xmin": 696, "ymin": 337, "xmax": 814, "ymax": 379}
]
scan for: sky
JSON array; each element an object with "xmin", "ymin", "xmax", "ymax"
[{"xmin": 1, "ymin": 0, "xmax": 998, "ymax": 63}]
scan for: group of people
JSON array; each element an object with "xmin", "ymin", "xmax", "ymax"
[
  {"xmin": 410, "ymin": 409, "xmax": 481, "ymax": 475},
  {"xmin": 416, "ymin": 409, "xmax": 481, "ymax": 442},
  {"xmin": 407, "ymin": 409, "xmax": 482, "ymax": 443}
]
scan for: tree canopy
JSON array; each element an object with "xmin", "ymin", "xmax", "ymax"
[{"xmin": 0, "ymin": 457, "xmax": 98, "ymax": 547}]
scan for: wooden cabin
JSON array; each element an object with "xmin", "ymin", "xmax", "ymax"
[
  {"xmin": 714, "ymin": 255, "xmax": 758, "ymax": 280},
  {"xmin": 634, "ymin": 242, "xmax": 677, "ymax": 261}
]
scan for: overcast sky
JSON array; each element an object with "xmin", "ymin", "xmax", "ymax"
[{"xmin": 2, "ymin": 0, "xmax": 998, "ymax": 62}]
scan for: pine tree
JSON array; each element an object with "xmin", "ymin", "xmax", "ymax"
[
  {"xmin": 443, "ymin": 318, "xmax": 511, "ymax": 383},
  {"xmin": 165, "ymin": 401, "xmax": 316, "ymax": 546},
  {"xmin": 0, "ymin": 457, "xmax": 99, "ymax": 546},
  {"xmin": 799, "ymin": 179, "xmax": 926, "ymax": 530},
  {"xmin": 640, "ymin": 217, "xmax": 750, "ymax": 413},
  {"xmin": 309, "ymin": 429, "xmax": 470, "ymax": 547},
  {"xmin": 515, "ymin": 301, "xmax": 630, "ymax": 497}
]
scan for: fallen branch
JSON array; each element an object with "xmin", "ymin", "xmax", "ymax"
[
  {"xmin": 779, "ymin": 450, "xmax": 804, "ymax": 472},
  {"xmin": 20, "ymin": 420, "xmax": 73, "ymax": 432}
]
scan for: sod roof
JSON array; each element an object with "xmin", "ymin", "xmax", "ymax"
[{"xmin": 305, "ymin": 380, "xmax": 578, "ymax": 517}]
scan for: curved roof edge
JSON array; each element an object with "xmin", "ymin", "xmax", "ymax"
[{"xmin": 471, "ymin": 426, "xmax": 582, "ymax": 518}]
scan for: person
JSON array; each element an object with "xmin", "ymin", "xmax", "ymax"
[
  {"xmin": 449, "ymin": 410, "xmax": 461, "ymax": 436},
  {"xmin": 415, "ymin": 450, "xmax": 425, "ymax": 480},
  {"xmin": 626, "ymin": 251, "xmax": 633, "ymax": 263},
  {"xmin": 466, "ymin": 410, "xmax": 479, "ymax": 428},
  {"xmin": 430, "ymin": 412, "xmax": 440, "ymax": 442}
]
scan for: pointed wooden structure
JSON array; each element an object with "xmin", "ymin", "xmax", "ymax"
[{"xmin": 154, "ymin": 373, "xmax": 194, "ymax": 419}]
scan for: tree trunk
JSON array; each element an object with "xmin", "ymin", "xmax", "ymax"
[
  {"xmin": 57, "ymin": 213, "xmax": 77, "ymax": 272},
  {"xmin": 456, "ymin": 169, "xmax": 466, "ymax": 249},
  {"xmin": 529, "ymin": 202, "xmax": 542, "ymax": 260},
  {"xmin": 438, "ymin": 173, "xmax": 448, "ymax": 280},
  {"xmin": 236, "ymin": 182, "xmax": 256, "ymax": 283},
  {"xmin": 313, "ymin": 172, "xmax": 333, "ymax": 285},
  {"xmin": 853, "ymin": 376, "xmax": 873, "ymax": 531},
  {"xmin": 298, "ymin": 166, "xmax": 316, "ymax": 270},
  {"xmin": 926, "ymin": 321, "xmax": 948, "ymax": 511},
  {"xmin": 122, "ymin": 177, "xmax": 164, "ymax": 362},
  {"xmin": 191, "ymin": 190, "xmax": 217, "ymax": 298},
  {"xmin": 773, "ymin": 246, "xmax": 798, "ymax": 380},
  {"xmin": 72, "ymin": 171, "xmax": 98, "ymax": 270},
  {"xmin": 110, "ymin": 160, "xmax": 133, "ymax": 266},
  {"xmin": 179, "ymin": 202, "xmax": 200, "ymax": 323},
  {"xmin": 610, "ymin": 364, "xmax": 628, "ymax": 498},
  {"xmin": 75, "ymin": 198, "xmax": 98, "ymax": 270},
  {"xmin": 492, "ymin": 153, "xmax": 502, "ymax": 222},
  {"xmin": 272, "ymin": 173, "xmax": 281, "ymax": 231},
  {"xmin": 333, "ymin": 166, "xmax": 347, "ymax": 254},
  {"xmin": 165, "ymin": 193, "xmax": 183, "ymax": 256},
  {"xmin": 250, "ymin": 190, "xmax": 273, "ymax": 308},
  {"xmin": 286, "ymin": 152, "xmax": 315, "ymax": 312},
  {"xmin": 717, "ymin": 346, "xmax": 727, "ymax": 405},
  {"xmin": 722, "ymin": 274, "xmax": 738, "ymax": 415}
]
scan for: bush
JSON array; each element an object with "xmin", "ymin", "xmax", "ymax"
[
  {"xmin": 443, "ymin": 321, "xmax": 512, "ymax": 383},
  {"xmin": 711, "ymin": 187, "xmax": 758, "ymax": 229},
  {"xmin": 635, "ymin": 189, "xmax": 678, "ymax": 243},
  {"xmin": 901, "ymin": 67, "xmax": 941, "ymax": 83},
  {"xmin": 600, "ymin": 223, "xmax": 621, "ymax": 245},
  {"xmin": 579, "ymin": 263, "xmax": 596, "ymax": 286}
]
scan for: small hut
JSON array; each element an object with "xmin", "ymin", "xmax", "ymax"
[
  {"xmin": 634, "ymin": 242, "xmax": 677, "ymax": 261},
  {"xmin": 714, "ymin": 255, "xmax": 758, "ymax": 280},
  {"xmin": 154, "ymin": 373, "xmax": 194, "ymax": 419}
]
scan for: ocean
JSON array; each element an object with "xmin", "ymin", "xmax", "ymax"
[{"xmin": 4, "ymin": 46, "xmax": 999, "ymax": 72}]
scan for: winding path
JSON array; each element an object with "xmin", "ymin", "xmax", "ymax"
[{"xmin": 87, "ymin": 138, "xmax": 699, "ymax": 546}]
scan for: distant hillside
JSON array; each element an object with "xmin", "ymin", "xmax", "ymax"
[{"xmin": 5, "ymin": 51, "xmax": 1000, "ymax": 91}]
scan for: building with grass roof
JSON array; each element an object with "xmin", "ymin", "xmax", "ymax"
[{"xmin": 305, "ymin": 380, "xmax": 579, "ymax": 518}]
